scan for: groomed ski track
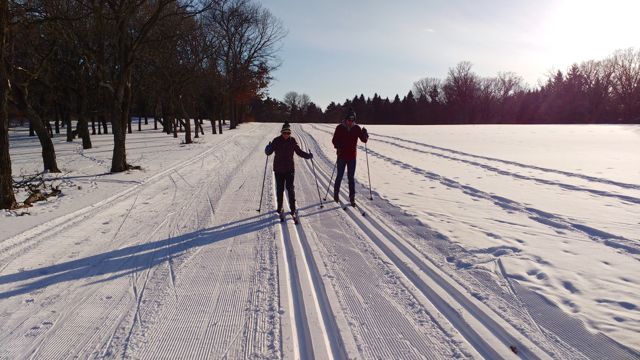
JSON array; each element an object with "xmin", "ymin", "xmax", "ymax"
[{"xmin": 1, "ymin": 122, "xmax": 637, "ymax": 359}]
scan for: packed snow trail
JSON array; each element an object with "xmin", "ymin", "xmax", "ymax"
[
  {"xmin": 294, "ymin": 126, "xmax": 552, "ymax": 359},
  {"xmin": 0, "ymin": 125, "xmax": 281, "ymax": 359},
  {"xmin": 2, "ymin": 122, "xmax": 638, "ymax": 359}
]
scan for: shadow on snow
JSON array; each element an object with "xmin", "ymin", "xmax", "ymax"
[{"xmin": 0, "ymin": 212, "xmax": 279, "ymax": 299}]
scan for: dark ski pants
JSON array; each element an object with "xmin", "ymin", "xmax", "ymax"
[
  {"xmin": 334, "ymin": 159, "xmax": 356, "ymax": 202},
  {"xmin": 275, "ymin": 171, "xmax": 296, "ymax": 212}
]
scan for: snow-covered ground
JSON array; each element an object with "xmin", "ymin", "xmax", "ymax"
[{"xmin": 1, "ymin": 122, "xmax": 638, "ymax": 359}]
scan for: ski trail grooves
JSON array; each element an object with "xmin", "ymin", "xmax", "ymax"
[
  {"xmin": 295, "ymin": 128, "xmax": 468, "ymax": 359},
  {"xmin": 128, "ymin": 129, "xmax": 280, "ymax": 359},
  {"xmin": 299, "ymin": 125, "xmax": 551, "ymax": 359},
  {"xmin": 273, "ymin": 173, "xmax": 347, "ymax": 359},
  {"xmin": 312, "ymin": 124, "xmax": 640, "ymax": 191},
  {"xmin": 0, "ymin": 131, "xmax": 242, "ymax": 269}
]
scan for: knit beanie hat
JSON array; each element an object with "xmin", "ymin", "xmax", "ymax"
[
  {"xmin": 345, "ymin": 108, "xmax": 356, "ymax": 121},
  {"xmin": 281, "ymin": 122, "xmax": 291, "ymax": 133}
]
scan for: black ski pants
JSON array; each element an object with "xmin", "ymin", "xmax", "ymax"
[
  {"xmin": 334, "ymin": 159, "xmax": 356, "ymax": 202},
  {"xmin": 275, "ymin": 171, "xmax": 296, "ymax": 212}
]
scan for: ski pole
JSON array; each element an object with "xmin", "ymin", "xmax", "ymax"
[
  {"xmin": 309, "ymin": 151, "xmax": 324, "ymax": 208},
  {"xmin": 257, "ymin": 154, "xmax": 269, "ymax": 212},
  {"xmin": 365, "ymin": 142, "xmax": 373, "ymax": 200},
  {"xmin": 323, "ymin": 160, "xmax": 336, "ymax": 201}
]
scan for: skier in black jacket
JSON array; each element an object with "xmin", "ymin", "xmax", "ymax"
[{"xmin": 265, "ymin": 122, "xmax": 313, "ymax": 215}]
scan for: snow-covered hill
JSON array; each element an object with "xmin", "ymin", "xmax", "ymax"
[{"xmin": 1, "ymin": 122, "xmax": 638, "ymax": 359}]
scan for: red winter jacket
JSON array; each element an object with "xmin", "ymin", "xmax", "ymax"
[{"xmin": 332, "ymin": 122, "xmax": 368, "ymax": 161}]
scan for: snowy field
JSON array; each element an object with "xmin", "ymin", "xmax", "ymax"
[{"xmin": 1, "ymin": 122, "xmax": 638, "ymax": 359}]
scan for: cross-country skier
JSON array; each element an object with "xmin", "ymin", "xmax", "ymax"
[
  {"xmin": 265, "ymin": 122, "xmax": 313, "ymax": 216},
  {"xmin": 332, "ymin": 108, "xmax": 368, "ymax": 206}
]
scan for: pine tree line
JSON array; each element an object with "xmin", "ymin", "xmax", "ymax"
[{"xmin": 253, "ymin": 48, "xmax": 640, "ymax": 125}]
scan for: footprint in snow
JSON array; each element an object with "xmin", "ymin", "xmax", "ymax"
[{"xmin": 562, "ymin": 281, "xmax": 580, "ymax": 294}]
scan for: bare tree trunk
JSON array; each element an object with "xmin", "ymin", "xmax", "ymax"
[
  {"xmin": 91, "ymin": 115, "xmax": 96, "ymax": 135},
  {"xmin": 184, "ymin": 117, "xmax": 192, "ymax": 143},
  {"xmin": 173, "ymin": 117, "xmax": 178, "ymax": 138},
  {"xmin": 194, "ymin": 118, "xmax": 199, "ymax": 139},
  {"xmin": 46, "ymin": 118, "xmax": 53, "ymax": 137},
  {"xmin": 65, "ymin": 107, "xmax": 73, "ymax": 142},
  {"xmin": 77, "ymin": 94, "xmax": 91, "ymax": 149},
  {"xmin": 218, "ymin": 110, "xmax": 223, "ymax": 134},
  {"xmin": 54, "ymin": 107, "xmax": 60, "ymax": 134},
  {"xmin": 111, "ymin": 68, "xmax": 133, "ymax": 172},
  {"xmin": 228, "ymin": 100, "xmax": 236, "ymax": 130},
  {"xmin": 111, "ymin": 116, "xmax": 127, "ymax": 172},
  {"xmin": 181, "ymin": 100, "xmax": 192, "ymax": 144},
  {"xmin": 32, "ymin": 116, "xmax": 61, "ymax": 173},
  {"xmin": 29, "ymin": 121, "xmax": 35, "ymax": 136},
  {"xmin": 211, "ymin": 119, "xmax": 216, "ymax": 134},
  {"xmin": 100, "ymin": 115, "xmax": 108, "ymax": 134},
  {"xmin": 138, "ymin": 115, "xmax": 142, "ymax": 131},
  {"xmin": 0, "ymin": 0, "xmax": 16, "ymax": 209},
  {"xmin": 14, "ymin": 86, "xmax": 60, "ymax": 172}
]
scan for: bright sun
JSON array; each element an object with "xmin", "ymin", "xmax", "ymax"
[{"xmin": 538, "ymin": 0, "xmax": 640, "ymax": 64}]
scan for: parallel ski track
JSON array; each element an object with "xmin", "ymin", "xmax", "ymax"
[
  {"xmin": 0, "ymin": 129, "xmax": 246, "ymax": 269},
  {"xmin": 372, "ymin": 132, "xmax": 640, "ymax": 205},
  {"xmin": 297, "ymin": 125, "xmax": 552, "ymax": 360},
  {"xmin": 308, "ymin": 124, "xmax": 640, "ymax": 256},
  {"xmin": 133, "ymin": 128, "xmax": 280, "ymax": 359},
  {"xmin": 296, "ymin": 129, "xmax": 463, "ymax": 359},
  {"xmin": 22, "ymin": 136, "xmax": 230, "ymax": 359},
  {"xmin": 310, "ymin": 124, "xmax": 640, "ymax": 192},
  {"xmin": 271, "ymin": 157, "xmax": 348, "ymax": 359},
  {"xmin": 2, "ymin": 127, "xmax": 264, "ymax": 358}
]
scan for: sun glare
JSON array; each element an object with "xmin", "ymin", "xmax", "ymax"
[{"xmin": 539, "ymin": 0, "xmax": 640, "ymax": 65}]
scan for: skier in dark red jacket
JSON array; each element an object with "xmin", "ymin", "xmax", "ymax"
[
  {"xmin": 332, "ymin": 109, "xmax": 368, "ymax": 206},
  {"xmin": 265, "ymin": 122, "xmax": 312, "ymax": 215}
]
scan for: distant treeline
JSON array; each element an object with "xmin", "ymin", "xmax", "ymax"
[{"xmin": 251, "ymin": 48, "xmax": 640, "ymax": 125}]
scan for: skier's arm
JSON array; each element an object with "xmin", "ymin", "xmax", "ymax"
[
  {"xmin": 293, "ymin": 139, "xmax": 312, "ymax": 159},
  {"xmin": 331, "ymin": 126, "xmax": 340, "ymax": 149},
  {"xmin": 332, "ymin": 125, "xmax": 342, "ymax": 156},
  {"xmin": 359, "ymin": 126, "xmax": 369, "ymax": 143}
]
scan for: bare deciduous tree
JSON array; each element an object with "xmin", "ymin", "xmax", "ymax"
[
  {"xmin": 443, "ymin": 61, "xmax": 479, "ymax": 122},
  {"xmin": 0, "ymin": 0, "xmax": 16, "ymax": 209},
  {"xmin": 206, "ymin": 0, "xmax": 286, "ymax": 129},
  {"xmin": 283, "ymin": 91, "xmax": 299, "ymax": 110},
  {"xmin": 413, "ymin": 77, "xmax": 442, "ymax": 103},
  {"xmin": 611, "ymin": 48, "xmax": 640, "ymax": 121}
]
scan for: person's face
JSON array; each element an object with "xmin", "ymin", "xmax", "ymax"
[
  {"xmin": 282, "ymin": 131, "xmax": 291, "ymax": 138},
  {"xmin": 346, "ymin": 118, "xmax": 354, "ymax": 126}
]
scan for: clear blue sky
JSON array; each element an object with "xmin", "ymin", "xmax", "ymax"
[{"xmin": 260, "ymin": 0, "xmax": 640, "ymax": 110}]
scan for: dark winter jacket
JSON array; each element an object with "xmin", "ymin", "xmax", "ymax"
[
  {"xmin": 331, "ymin": 122, "xmax": 368, "ymax": 161},
  {"xmin": 265, "ymin": 135, "xmax": 311, "ymax": 173}
]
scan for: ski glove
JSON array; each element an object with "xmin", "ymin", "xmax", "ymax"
[
  {"xmin": 265, "ymin": 142, "xmax": 273, "ymax": 155},
  {"xmin": 307, "ymin": 153, "xmax": 314, "ymax": 160},
  {"xmin": 361, "ymin": 127, "xmax": 369, "ymax": 141}
]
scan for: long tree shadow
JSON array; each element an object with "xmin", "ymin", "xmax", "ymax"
[{"xmin": 0, "ymin": 212, "xmax": 278, "ymax": 299}]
